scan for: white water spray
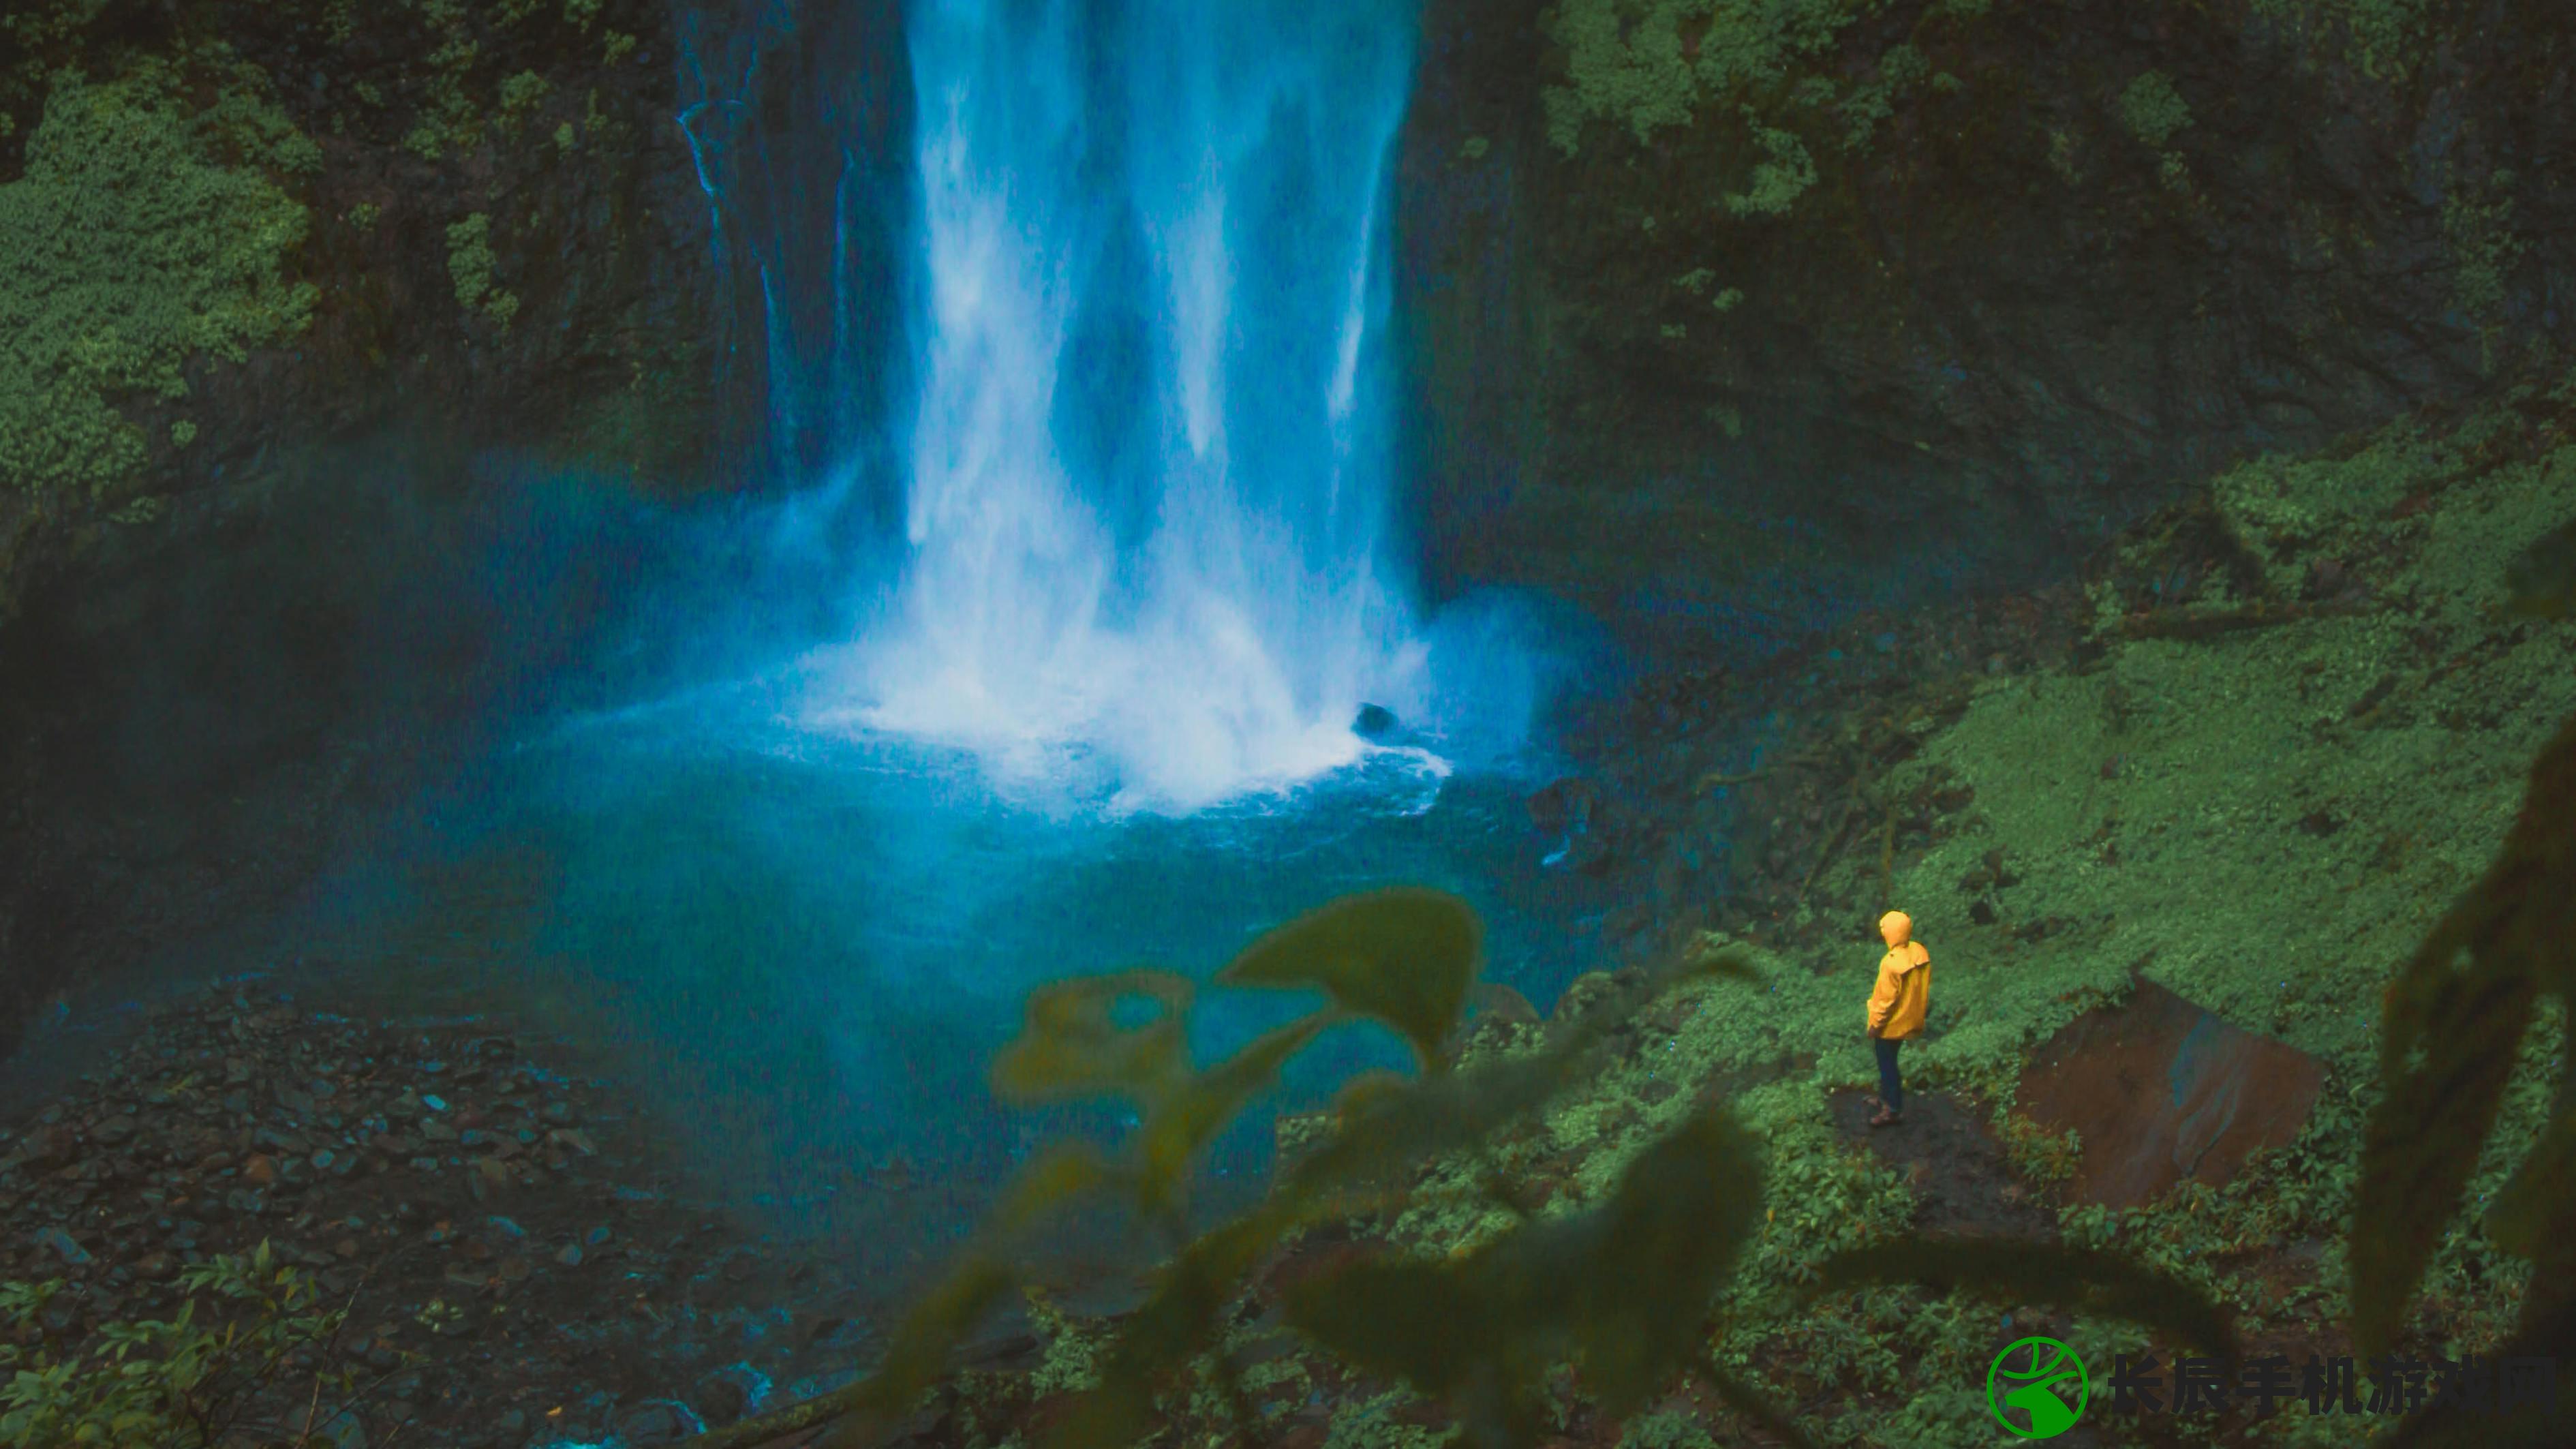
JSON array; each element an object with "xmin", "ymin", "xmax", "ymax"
[{"xmin": 804, "ymin": 0, "xmax": 1428, "ymax": 812}]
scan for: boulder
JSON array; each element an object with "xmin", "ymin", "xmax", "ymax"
[{"xmin": 2015, "ymin": 979, "xmax": 2322, "ymax": 1208}]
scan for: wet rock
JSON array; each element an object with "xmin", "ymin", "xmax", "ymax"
[
  {"xmin": 615, "ymin": 1399, "xmax": 706, "ymax": 1446},
  {"xmin": 91, "ymin": 1115, "xmax": 138, "ymax": 1146},
  {"xmin": 1352, "ymin": 703, "xmax": 1398, "ymax": 739},
  {"xmin": 4, "ymin": 1126, "xmax": 72, "ymax": 1172},
  {"xmin": 1526, "ymin": 776, "xmax": 1601, "ymax": 836},
  {"xmin": 2017, "ymin": 979, "xmax": 2324, "ymax": 1208},
  {"xmin": 34, "ymin": 1225, "xmax": 91, "ymax": 1265}
]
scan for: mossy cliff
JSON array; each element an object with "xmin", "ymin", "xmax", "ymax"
[
  {"xmin": 1400, "ymin": 0, "xmax": 2573, "ymax": 643},
  {"xmin": 0, "ymin": 0, "xmax": 735, "ymax": 1054},
  {"xmin": 0, "ymin": 0, "xmax": 725, "ymax": 627}
]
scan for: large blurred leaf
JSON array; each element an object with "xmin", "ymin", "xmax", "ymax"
[
  {"xmin": 2353, "ymin": 709, "xmax": 2576, "ymax": 1358},
  {"xmin": 990, "ymin": 970, "xmax": 1193, "ymax": 1108},
  {"xmin": 1133, "ymin": 1012, "xmax": 1334, "ymax": 1214},
  {"xmin": 1696, "ymin": 1358, "xmax": 1821, "ymax": 1449},
  {"xmin": 793, "ymin": 1256, "xmax": 1020, "ymax": 1449},
  {"xmin": 1813, "ymin": 1240, "xmax": 2238, "ymax": 1361},
  {"xmin": 1557, "ymin": 1111, "xmax": 1763, "ymax": 1416},
  {"xmin": 1219, "ymin": 889, "xmax": 1481, "ymax": 1069},
  {"xmin": 2385, "ymin": 1288, "xmax": 2576, "ymax": 1449},
  {"xmin": 987, "ymin": 1142, "xmax": 1116, "ymax": 1240},
  {"xmin": 1281, "ymin": 949, "xmax": 1756, "ymax": 1210},
  {"xmin": 1287, "ymin": 1112, "xmax": 1772, "ymax": 1447},
  {"xmin": 2483, "ymin": 1107, "xmax": 2576, "ymax": 1262},
  {"xmin": 1043, "ymin": 1211, "xmax": 1293, "ymax": 1449}
]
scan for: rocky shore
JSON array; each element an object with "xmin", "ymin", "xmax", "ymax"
[{"xmin": 0, "ymin": 983, "xmax": 912, "ymax": 1448}]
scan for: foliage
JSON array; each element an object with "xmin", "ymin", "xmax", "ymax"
[
  {"xmin": 2249, "ymin": 0, "xmax": 2433, "ymax": 80},
  {"xmin": 1997, "ymin": 1112, "xmax": 2079, "ymax": 1185},
  {"xmin": 444, "ymin": 213, "xmax": 520, "ymax": 329},
  {"xmin": 1542, "ymin": 0, "xmax": 1870, "ymax": 155},
  {"xmin": 673, "ymin": 891, "xmax": 2243, "ymax": 1449},
  {"xmin": 2349, "ymin": 699, "xmax": 2576, "ymax": 1373},
  {"xmin": 0, "ymin": 1240, "xmax": 390, "ymax": 1448},
  {"xmin": 2442, "ymin": 172, "xmax": 2527, "ymax": 333},
  {"xmin": 2116, "ymin": 71, "xmax": 2192, "ymax": 149},
  {"xmin": 0, "ymin": 59, "xmax": 316, "ymax": 500}
]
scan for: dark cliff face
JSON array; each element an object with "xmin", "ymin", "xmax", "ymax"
[
  {"xmin": 1398, "ymin": 0, "xmax": 2573, "ymax": 651},
  {"xmin": 0, "ymin": 0, "xmax": 750, "ymax": 1052},
  {"xmin": 0, "ymin": 0, "xmax": 737, "ymax": 625},
  {"xmin": 0, "ymin": 0, "xmax": 931, "ymax": 1058}
]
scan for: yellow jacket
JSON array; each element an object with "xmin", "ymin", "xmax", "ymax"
[{"xmin": 1867, "ymin": 941, "xmax": 1931, "ymax": 1039}]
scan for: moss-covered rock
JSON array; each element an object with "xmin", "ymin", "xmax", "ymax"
[
  {"xmin": 0, "ymin": 59, "xmax": 317, "ymax": 502},
  {"xmin": 1400, "ymin": 0, "xmax": 2572, "ymax": 644}
]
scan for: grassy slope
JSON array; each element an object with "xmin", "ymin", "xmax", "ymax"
[{"xmin": 1358, "ymin": 376, "xmax": 2576, "ymax": 1447}]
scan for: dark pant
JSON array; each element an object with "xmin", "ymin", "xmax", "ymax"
[{"xmin": 1873, "ymin": 1035, "xmax": 1904, "ymax": 1114}]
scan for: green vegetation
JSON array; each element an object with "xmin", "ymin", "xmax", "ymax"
[
  {"xmin": 2116, "ymin": 71, "xmax": 2190, "ymax": 149},
  {"xmin": 495, "ymin": 69, "xmax": 551, "ymax": 132},
  {"xmin": 1, "ymin": 1241, "xmax": 405, "ymax": 1446},
  {"xmin": 444, "ymin": 212, "xmax": 520, "ymax": 329},
  {"xmin": 1543, "ymin": 0, "xmax": 1869, "ymax": 155},
  {"xmin": 679, "ymin": 374, "xmax": 2576, "ymax": 1449},
  {"xmin": 2444, "ymin": 171, "xmax": 2527, "ymax": 341},
  {"xmin": 0, "ymin": 59, "xmax": 317, "ymax": 500},
  {"xmin": 684, "ymin": 890, "xmax": 2236, "ymax": 1449},
  {"xmin": 2250, "ymin": 0, "xmax": 2433, "ymax": 80}
]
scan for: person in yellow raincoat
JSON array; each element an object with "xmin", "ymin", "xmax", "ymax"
[{"xmin": 1866, "ymin": 910, "xmax": 1931, "ymax": 1127}]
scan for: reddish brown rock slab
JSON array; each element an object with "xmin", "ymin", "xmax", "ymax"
[{"xmin": 2017, "ymin": 979, "xmax": 2322, "ymax": 1209}]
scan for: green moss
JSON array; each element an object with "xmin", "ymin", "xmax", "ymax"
[
  {"xmin": 564, "ymin": 0, "xmax": 604, "ymax": 32},
  {"xmin": 169, "ymin": 419, "xmax": 196, "ymax": 448},
  {"xmin": 2117, "ymin": 71, "xmax": 2192, "ymax": 149},
  {"xmin": 1542, "ymin": 0, "xmax": 1867, "ymax": 156},
  {"xmin": 400, "ymin": 0, "xmax": 486, "ymax": 163},
  {"xmin": 1023, "ymin": 1289, "xmax": 1107, "ymax": 1396},
  {"xmin": 1370, "ymin": 378, "xmax": 2576, "ymax": 1443},
  {"xmin": 495, "ymin": 69, "xmax": 550, "ymax": 132},
  {"xmin": 2443, "ymin": 172, "xmax": 2526, "ymax": 331},
  {"xmin": 1321, "ymin": 1389, "xmax": 1460, "ymax": 1449},
  {"xmin": 1615, "ymin": 1407, "xmax": 1718, "ymax": 1449},
  {"xmin": 345, "ymin": 201, "xmax": 380, "ymax": 230},
  {"xmin": 2250, "ymin": 0, "xmax": 2432, "ymax": 80},
  {"xmin": 0, "ymin": 62, "xmax": 316, "ymax": 501},
  {"xmin": 602, "ymin": 30, "xmax": 640, "ymax": 67},
  {"xmin": 444, "ymin": 212, "xmax": 519, "ymax": 328},
  {"xmin": 1722, "ymin": 120, "xmax": 1818, "ymax": 217}
]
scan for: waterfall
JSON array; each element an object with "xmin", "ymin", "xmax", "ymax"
[{"xmin": 801, "ymin": 0, "xmax": 1428, "ymax": 812}]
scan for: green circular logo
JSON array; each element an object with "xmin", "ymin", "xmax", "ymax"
[{"xmin": 1986, "ymin": 1336, "xmax": 2089, "ymax": 1439}]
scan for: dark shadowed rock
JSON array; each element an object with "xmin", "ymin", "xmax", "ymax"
[
  {"xmin": 2016, "ymin": 979, "xmax": 2322, "ymax": 1209},
  {"xmin": 1352, "ymin": 703, "xmax": 1398, "ymax": 739}
]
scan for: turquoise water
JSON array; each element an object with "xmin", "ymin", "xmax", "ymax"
[{"xmin": 251, "ymin": 660, "xmax": 1608, "ymax": 1279}]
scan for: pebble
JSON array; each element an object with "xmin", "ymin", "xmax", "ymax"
[
  {"xmin": 34, "ymin": 1225, "xmax": 91, "ymax": 1264},
  {"xmin": 0, "ymin": 981, "xmax": 891, "ymax": 1447}
]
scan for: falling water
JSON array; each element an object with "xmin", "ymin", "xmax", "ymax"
[{"xmin": 806, "ymin": 0, "xmax": 1428, "ymax": 811}]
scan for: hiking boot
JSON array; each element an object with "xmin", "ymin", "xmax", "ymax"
[{"xmin": 1868, "ymin": 1108, "xmax": 1902, "ymax": 1128}]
